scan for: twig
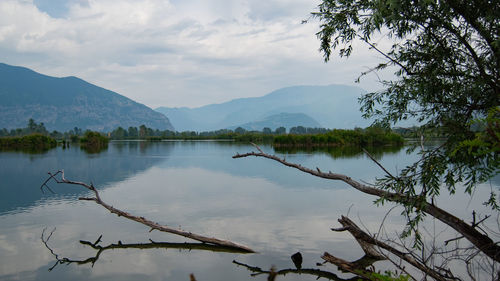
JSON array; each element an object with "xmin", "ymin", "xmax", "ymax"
[{"xmin": 362, "ymin": 148, "xmax": 397, "ymax": 180}]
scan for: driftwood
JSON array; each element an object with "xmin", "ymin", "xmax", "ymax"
[
  {"xmin": 41, "ymin": 228, "xmax": 252, "ymax": 271},
  {"xmin": 323, "ymin": 215, "xmax": 459, "ymax": 281},
  {"xmin": 233, "ymin": 145, "xmax": 500, "ymax": 263},
  {"xmin": 41, "ymin": 170, "xmax": 254, "ymax": 253},
  {"xmin": 233, "ymin": 260, "xmax": 357, "ymax": 281}
]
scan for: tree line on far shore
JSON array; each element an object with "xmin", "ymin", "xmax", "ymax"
[
  {"xmin": 1, "ymin": 118, "xmax": 453, "ymax": 152},
  {"xmin": 0, "ymin": 119, "xmax": 108, "ymax": 152},
  {"xmin": 5, "ymin": 118, "xmax": 469, "ymax": 153}
]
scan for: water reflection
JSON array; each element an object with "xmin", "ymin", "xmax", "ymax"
[
  {"xmin": 1, "ymin": 141, "xmax": 497, "ymax": 281},
  {"xmin": 41, "ymin": 227, "xmax": 356, "ymax": 281},
  {"xmin": 0, "ymin": 142, "xmax": 169, "ymax": 214},
  {"xmin": 0, "ymin": 146, "xmax": 54, "ymax": 154},
  {"xmin": 41, "ymin": 227, "xmax": 365, "ymax": 281},
  {"xmin": 274, "ymin": 145, "xmax": 404, "ymax": 160},
  {"xmin": 41, "ymin": 229, "xmax": 252, "ymax": 271},
  {"xmin": 80, "ymin": 144, "xmax": 108, "ymax": 154}
]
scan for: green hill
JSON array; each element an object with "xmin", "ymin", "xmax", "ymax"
[{"xmin": 0, "ymin": 63, "xmax": 174, "ymax": 132}]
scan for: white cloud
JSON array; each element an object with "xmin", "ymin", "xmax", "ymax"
[{"xmin": 0, "ymin": 0, "xmax": 391, "ymax": 108}]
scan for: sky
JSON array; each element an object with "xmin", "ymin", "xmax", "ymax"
[{"xmin": 0, "ymin": 0, "xmax": 392, "ymax": 108}]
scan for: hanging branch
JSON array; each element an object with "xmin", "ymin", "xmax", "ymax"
[
  {"xmin": 41, "ymin": 170, "xmax": 254, "ymax": 253},
  {"xmin": 233, "ymin": 146, "xmax": 500, "ymax": 263}
]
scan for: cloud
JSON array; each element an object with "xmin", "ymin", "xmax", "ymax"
[
  {"xmin": 0, "ymin": 0, "xmax": 391, "ymax": 108},
  {"xmin": 33, "ymin": 0, "xmax": 88, "ymax": 18}
]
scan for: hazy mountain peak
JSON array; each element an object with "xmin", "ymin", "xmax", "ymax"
[
  {"xmin": 232, "ymin": 112, "xmax": 322, "ymax": 131},
  {"xmin": 156, "ymin": 84, "xmax": 371, "ymax": 131}
]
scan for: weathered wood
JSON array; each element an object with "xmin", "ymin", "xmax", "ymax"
[
  {"xmin": 321, "ymin": 252, "xmax": 372, "ymax": 279},
  {"xmin": 333, "ymin": 215, "xmax": 452, "ymax": 281},
  {"xmin": 233, "ymin": 260, "xmax": 355, "ymax": 281}
]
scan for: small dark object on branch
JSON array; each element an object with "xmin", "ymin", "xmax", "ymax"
[{"xmin": 291, "ymin": 252, "xmax": 302, "ymax": 269}]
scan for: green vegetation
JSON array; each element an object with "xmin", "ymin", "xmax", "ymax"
[
  {"xmin": 0, "ymin": 119, "xmax": 110, "ymax": 153},
  {"xmin": 314, "ymin": 0, "xmax": 499, "ymax": 213},
  {"xmin": 79, "ymin": 131, "xmax": 109, "ymax": 153},
  {"xmin": 0, "ymin": 119, "xmax": 56, "ymax": 151},
  {"xmin": 274, "ymin": 127, "xmax": 404, "ymax": 147},
  {"xmin": 0, "ymin": 118, "xmax": 49, "ymax": 137},
  {"xmin": 305, "ymin": 0, "xmax": 499, "ymax": 278},
  {"xmin": 0, "ymin": 134, "xmax": 56, "ymax": 152},
  {"xmin": 364, "ymin": 271, "xmax": 410, "ymax": 281},
  {"xmin": 109, "ymin": 124, "xmax": 404, "ymax": 149}
]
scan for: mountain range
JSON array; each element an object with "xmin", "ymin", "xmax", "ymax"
[
  {"xmin": 156, "ymin": 84, "xmax": 372, "ymax": 132},
  {"xmin": 0, "ymin": 63, "xmax": 174, "ymax": 132},
  {"xmin": 230, "ymin": 113, "xmax": 322, "ymax": 131},
  {"xmin": 0, "ymin": 63, "xmax": 374, "ymax": 133}
]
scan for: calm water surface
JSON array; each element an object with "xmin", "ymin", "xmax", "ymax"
[{"xmin": 0, "ymin": 141, "xmax": 497, "ymax": 280}]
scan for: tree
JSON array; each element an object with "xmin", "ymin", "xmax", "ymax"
[
  {"xmin": 290, "ymin": 126, "xmax": 307, "ymax": 134},
  {"xmin": 313, "ymin": 0, "xmax": 499, "ymax": 241},
  {"xmin": 28, "ymin": 118, "xmax": 36, "ymax": 132},
  {"xmin": 73, "ymin": 127, "xmax": 82, "ymax": 136},
  {"xmin": 128, "ymin": 126, "xmax": 138, "ymax": 138},
  {"xmin": 139, "ymin": 125, "xmax": 147, "ymax": 138},
  {"xmin": 235, "ymin": 0, "xmax": 499, "ymax": 279},
  {"xmin": 275, "ymin": 126, "xmax": 286, "ymax": 135},
  {"xmin": 111, "ymin": 127, "xmax": 127, "ymax": 139},
  {"xmin": 235, "ymin": 127, "xmax": 246, "ymax": 134},
  {"xmin": 262, "ymin": 127, "xmax": 272, "ymax": 134},
  {"xmin": 25, "ymin": 118, "xmax": 48, "ymax": 135},
  {"xmin": 313, "ymin": 0, "xmax": 499, "ymax": 187}
]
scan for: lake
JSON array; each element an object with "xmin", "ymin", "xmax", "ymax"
[{"xmin": 0, "ymin": 141, "xmax": 497, "ymax": 280}]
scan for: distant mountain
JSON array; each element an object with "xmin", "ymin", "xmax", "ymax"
[
  {"xmin": 232, "ymin": 113, "xmax": 321, "ymax": 131},
  {"xmin": 0, "ymin": 63, "xmax": 174, "ymax": 132},
  {"xmin": 156, "ymin": 85, "xmax": 372, "ymax": 131}
]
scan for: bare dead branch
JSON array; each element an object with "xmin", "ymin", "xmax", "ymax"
[
  {"xmin": 362, "ymin": 148, "xmax": 397, "ymax": 180},
  {"xmin": 321, "ymin": 252, "xmax": 376, "ymax": 279},
  {"xmin": 41, "ymin": 170, "xmax": 254, "ymax": 253},
  {"xmin": 232, "ymin": 260, "xmax": 355, "ymax": 281},
  {"xmin": 330, "ymin": 215, "xmax": 456, "ymax": 281},
  {"xmin": 445, "ymin": 236, "xmax": 465, "ymax": 246}
]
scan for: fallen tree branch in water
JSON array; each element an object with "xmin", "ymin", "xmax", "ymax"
[
  {"xmin": 233, "ymin": 260, "xmax": 355, "ymax": 281},
  {"xmin": 41, "ymin": 229, "xmax": 252, "ymax": 271},
  {"xmin": 325, "ymin": 216, "xmax": 456, "ymax": 281},
  {"xmin": 232, "ymin": 145, "xmax": 500, "ymax": 263},
  {"xmin": 41, "ymin": 170, "xmax": 254, "ymax": 253}
]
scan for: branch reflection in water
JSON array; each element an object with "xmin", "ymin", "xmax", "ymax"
[
  {"xmin": 41, "ymin": 228, "xmax": 363, "ymax": 281},
  {"xmin": 41, "ymin": 228, "xmax": 252, "ymax": 271}
]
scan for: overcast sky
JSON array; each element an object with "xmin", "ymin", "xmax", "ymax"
[{"xmin": 0, "ymin": 0, "xmax": 391, "ymax": 108}]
